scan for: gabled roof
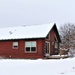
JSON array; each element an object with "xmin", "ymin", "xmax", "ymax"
[{"xmin": 0, "ymin": 23, "xmax": 58, "ymax": 40}]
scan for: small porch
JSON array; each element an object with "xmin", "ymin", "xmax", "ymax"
[
  {"xmin": 45, "ymin": 55, "xmax": 68, "ymax": 59},
  {"xmin": 44, "ymin": 48, "xmax": 69, "ymax": 59}
]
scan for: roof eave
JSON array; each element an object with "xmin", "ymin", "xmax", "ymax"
[{"xmin": 0, "ymin": 37, "xmax": 46, "ymax": 41}]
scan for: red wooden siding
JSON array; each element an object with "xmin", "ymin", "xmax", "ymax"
[
  {"xmin": 0, "ymin": 39, "xmax": 45, "ymax": 59},
  {"xmin": 44, "ymin": 28, "xmax": 59, "ymax": 55},
  {"xmin": 50, "ymin": 29, "xmax": 59, "ymax": 55}
]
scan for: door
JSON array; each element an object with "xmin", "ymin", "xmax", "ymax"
[{"xmin": 45, "ymin": 42, "xmax": 50, "ymax": 55}]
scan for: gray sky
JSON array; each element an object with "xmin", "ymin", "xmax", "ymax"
[{"xmin": 0, "ymin": 0, "xmax": 75, "ymax": 28}]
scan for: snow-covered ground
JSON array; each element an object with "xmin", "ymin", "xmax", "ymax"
[{"xmin": 0, "ymin": 58, "xmax": 75, "ymax": 75}]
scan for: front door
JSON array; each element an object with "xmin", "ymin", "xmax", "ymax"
[{"xmin": 46, "ymin": 42, "xmax": 50, "ymax": 54}]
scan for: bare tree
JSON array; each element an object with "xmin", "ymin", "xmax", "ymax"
[{"xmin": 59, "ymin": 23, "xmax": 75, "ymax": 57}]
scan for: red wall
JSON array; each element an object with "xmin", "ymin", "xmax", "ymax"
[
  {"xmin": 50, "ymin": 29, "xmax": 59, "ymax": 55},
  {"xmin": 0, "ymin": 39, "xmax": 45, "ymax": 59},
  {"xmin": 44, "ymin": 28, "xmax": 59, "ymax": 55}
]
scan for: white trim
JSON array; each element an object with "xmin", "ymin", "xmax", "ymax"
[{"xmin": 25, "ymin": 41, "xmax": 37, "ymax": 53}]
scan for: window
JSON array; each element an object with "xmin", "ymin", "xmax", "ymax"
[
  {"xmin": 55, "ymin": 42, "xmax": 58, "ymax": 49},
  {"xmin": 13, "ymin": 42, "xmax": 18, "ymax": 49},
  {"xmin": 25, "ymin": 41, "xmax": 36, "ymax": 52}
]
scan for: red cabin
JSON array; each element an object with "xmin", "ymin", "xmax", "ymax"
[{"xmin": 0, "ymin": 23, "xmax": 61, "ymax": 59}]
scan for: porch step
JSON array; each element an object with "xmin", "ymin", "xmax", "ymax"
[{"xmin": 45, "ymin": 55, "xmax": 68, "ymax": 59}]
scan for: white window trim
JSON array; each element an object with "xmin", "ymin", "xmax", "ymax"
[
  {"xmin": 25, "ymin": 41, "xmax": 37, "ymax": 53},
  {"xmin": 13, "ymin": 42, "xmax": 18, "ymax": 49}
]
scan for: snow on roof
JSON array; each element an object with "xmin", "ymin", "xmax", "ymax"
[{"xmin": 0, "ymin": 23, "xmax": 55, "ymax": 40}]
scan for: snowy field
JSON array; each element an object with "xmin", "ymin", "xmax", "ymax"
[{"xmin": 0, "ymin": 58, "xmax": 75, "ymax": 75}]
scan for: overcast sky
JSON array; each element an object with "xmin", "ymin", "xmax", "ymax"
[{"xmin": 0, "ymin": 0, "xmax": 75, "ymax": 28}]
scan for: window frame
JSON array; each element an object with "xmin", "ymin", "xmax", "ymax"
[
  {"xmin": 13, "ymin": 41, "xmax": 18, "ymax": 49},
  {"xmin": 25, "ymin": 41, "xmax": 37, "ymax": 53}
]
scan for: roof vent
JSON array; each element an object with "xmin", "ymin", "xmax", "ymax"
[{"xmin": 9, "ymin": 31, "xmax": 13, "ymax": 34}]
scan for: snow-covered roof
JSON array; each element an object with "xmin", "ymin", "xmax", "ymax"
[{"xmin": 0, "ymin": 23, "xmax": 55, "ymax": 40}]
